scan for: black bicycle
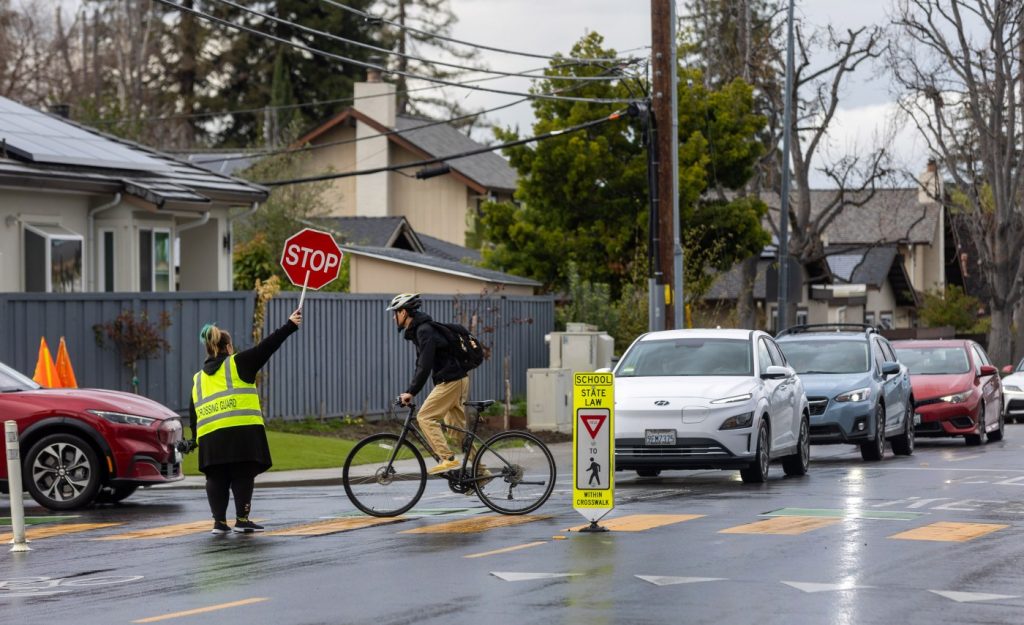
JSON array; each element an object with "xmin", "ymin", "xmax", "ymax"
[{"xmin": 342, "ymin": 399, "xmax": 556, "ymax": 516}]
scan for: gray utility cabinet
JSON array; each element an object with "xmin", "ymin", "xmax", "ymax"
[{"xmin": 526, "ymin": 368, "xmax": 572, "ymax": 433}]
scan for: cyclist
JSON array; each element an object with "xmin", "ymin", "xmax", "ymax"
[{"xmin": 387, "ymin": 293, "xmax": 468, "ymax": 475}]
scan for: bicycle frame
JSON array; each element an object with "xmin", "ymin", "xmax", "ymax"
[{"xmin": 385, "ymin": 403, "xmax": 493, "ymax": 487}]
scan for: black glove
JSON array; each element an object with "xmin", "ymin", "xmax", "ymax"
[{"xmin": 176, "ymin": 439, "xmax": 197, "ymax": 454}]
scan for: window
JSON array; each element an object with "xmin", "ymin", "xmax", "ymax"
[
  {"xmin": 139, "ymin": 228, "xmax": 171, "ymax": 292},
  {"xmin": 879, "ymin": 311, "xmax": 894, "ymax": 330},
  {"xmin": 101, "ymin": 230, "xmax": 115, "ymax": 292},
  {"xmin": 766, "ymin": 339, "xmax": 787, "ymax": 366},
  {"xmin": 23, "ymin": 224, "xmax": 83, "ymax": 293},
  {"xmin": 971, "ymin": 344, "xmax": 988, "ymax": 374},
  {"xmin": 865, "ymin": 312, "xmax": 875, "ymax": 327},
  {"xmin": 872, "ymin": 339, "xmax": 885, "ymax": 371},
  {"xmin": 615, "ymin": 338, "xmax": 754, "ymax": 377},
  {"xmin": 796, "ymin": 309, "xmax": 808, "ymax": 326},
  {"xmin": 880, "ymin": 340, "xmax": 897, "ymax": 364},
  {"xmin": 757, "ymin": 339, "xmax": 773, "ymax": 372},
  {"xmin": 777, "ymin": 340, "xmax": 870, "ymax": 374}
]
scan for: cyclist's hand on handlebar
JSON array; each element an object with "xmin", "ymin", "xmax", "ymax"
[{"xmin": 398, "ymin": 392, "xmax": 413, "ymax": 407}]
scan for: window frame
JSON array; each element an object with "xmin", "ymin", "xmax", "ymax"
[
  {"xmin": 99, "ymin": 227, "xmax": 116, "ymax": 292},
  {"xmin": 23, "ymin": 223, "xmax": 84, "ymax": 293},
  {"xmin": 879, "ymin": 311, "xmax": 894, "ymax": 330},
  {"xmin": 139, "ymin": 227, "xmax": 173, "ymax": 292}
]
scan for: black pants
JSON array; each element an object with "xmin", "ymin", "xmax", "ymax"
[{"xmin": 204, "ymin": 462, "xmax": 261, "ymax": 522}]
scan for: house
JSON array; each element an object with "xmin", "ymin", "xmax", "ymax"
[
  {"xmin": 708, "ymin": 168, "xmax": 952, "ymax": 330},
  {"xmin": 0, "ymin": 97, "xmax": 268, "ymax": 293},
  {"xmin": 284, "ymin": 69, "xmax": 517, "ymax": 248}
]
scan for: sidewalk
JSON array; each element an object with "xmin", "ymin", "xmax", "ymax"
[{"xmin": 155, "ymin": 441, "xmax": 572, "ymax": 490}]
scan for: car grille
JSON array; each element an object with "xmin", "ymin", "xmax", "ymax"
[
  {"xmin": 807, "ymin": 397, "xmax": 829, "ymax": 416},
  {"xmin": 1008, "ymin": 399, "xmax": 1024, "ymax": 411},
  {"xmin": 951, "ymin": 416, "xmax": 975, "ymax": 429},
  {"xmin": 161, "ymin": 462, "xmax": 182, "ymax": 479},
  {"xmin": 616, "ymin": 440, "xmax": 732, "ymax": 458},
  {"xmin": 915, "ymin": 422, "xmax": 943, "ymax": 433},
  {"xmin": 810, "ymin": 423, "xmax": 841, "ymax": 436},
  {"xmin": 915, "ymin": 397, "xmax": 942, "ymax": 408}
]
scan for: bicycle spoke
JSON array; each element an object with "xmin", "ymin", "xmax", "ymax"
[{"xmin": 343, "ymin": 434, "xmax": 426, "ymax": 517}]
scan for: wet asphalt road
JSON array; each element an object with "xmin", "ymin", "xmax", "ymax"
[{"xmin": 5, "ymin": 427, "xmax": 1024, "ymax": 625}]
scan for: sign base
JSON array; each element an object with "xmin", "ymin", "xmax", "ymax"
[{"xmin": 578, "ymin": 521, "xmax": 609, "ymax": 533}]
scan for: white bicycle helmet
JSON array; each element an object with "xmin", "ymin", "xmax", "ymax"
[{"xmin": 386, "ymin": 293, "xmax": 422, "ymax": 312}]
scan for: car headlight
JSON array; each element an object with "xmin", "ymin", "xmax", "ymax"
[
  {"xmin": 720, "ymin": 412, "xmax": 754, "ymax": 430},
  {"xmin": 835, "ymin": 387, "xmax": 871, "ymax": 403},
  {"xmin": 710, "ymin": 393, "xmax": 753, "ymax": 405},
  {"xmin": 88, "ymin": 410, "xmax": 157, "ymax": 427},
  {"xmin": 940, "ymin": 389, "xmax": 973, "ymax": 403},
  {"xmin": 1004, "ymin": 385, "xmax": 1021, "ymax": 392}
]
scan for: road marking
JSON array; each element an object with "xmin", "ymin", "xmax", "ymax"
[
  {"xmin": 720, "ymin": 516, "xmax": 839, "ymax": 535},
  {"xmin": 783, "ymin": 581, "xmax": 874, "ymax": 593},
  {"xmin": 95, "ymin": 520, "xmax": 220, "ymax": 540},
  {"xmin": 267, "ymin": 517, "xmax": 404, "ymax": 536},
  {"xmin": 566, "ymin": 514, "xmax": 703, "ymax": 532},
  {"xmin": 946, "ymin": 454, "xmax": 982, "ymax": 463},
  {"xmin": 490, "ymin": 572, "xmax": 580, "ymax": 582},
  {"xmin": 401, "ymin": 514, "xmax": 551, "ymax": 534},
  {"xmin": 870, "ymin": 467, "xmax": 1024, "ymax": 473},
  {"xmin": 890, "ymin": 522, "xmax": 1009, "ymax": 542},
  {"xmin": 464, "ymin": 541, "xmax": 547, "ymax": 559},
  {"xmin": 0, "ymin": 522, "xmax": 121, "ymax": 542},
  {"xmin": 133, "ymin": 597, "xmax": 269, "ymax": 623},
  {"xmin": 763, "ymin": 507, "xmax": 922, "ymax": 521},
  {"xmin": 0, "ymin": 516, "xmax": 78, "ymax": 526},
  {"xmin": 636, "ymin": 575, "xmax": 725, "ymax": 586},
  {"xmin": 929, "ymin": 590, "xmax": 1020, "ymax": 603}
]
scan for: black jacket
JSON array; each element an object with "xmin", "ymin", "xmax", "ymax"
[
  {"xmin": 188, "ymin": 319, "xmax": 298, "ymax": 473},
  {"xmin": 403, "ymin": 311, "xmax": 467, "ymax": 396}
]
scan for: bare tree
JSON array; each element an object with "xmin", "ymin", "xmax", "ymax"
[{"xmin": 889, "ymin": 0, "xmax": 1024, "ymax": 365}]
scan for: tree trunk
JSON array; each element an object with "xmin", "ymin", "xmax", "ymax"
[
  {"xmin": 1013, "ymin": 300, "xmax": 1024, "ymax": 365},
  {"xmin": 737, "ymin": 255, "xmax": 758, "ymax": 329},
  {"xmin": 989, "ymin": 304, "xmax": 1013, "ymax": 368}
]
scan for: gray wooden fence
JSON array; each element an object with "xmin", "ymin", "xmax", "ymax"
[{"xmin": 0, "ymin": 292, "xmax": 555, "ymax": 419}]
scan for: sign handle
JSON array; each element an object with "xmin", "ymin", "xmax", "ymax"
[{"xmin": 298, "ymin": 270, "xmax": 310, "ymax": 310}]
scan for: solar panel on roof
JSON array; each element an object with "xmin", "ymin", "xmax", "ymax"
[{"xmin": 0, "ymin": 98, "xmax": 169, "ymax": 172}]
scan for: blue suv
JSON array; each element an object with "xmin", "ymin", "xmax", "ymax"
[{"xmin": 776, "ymin": 324, "xmax": 914, "ymax": 461}]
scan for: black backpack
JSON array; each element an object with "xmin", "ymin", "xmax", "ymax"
[{"xmin": 431, "ymin": 321, "xmax": 486, "ymax": 372}]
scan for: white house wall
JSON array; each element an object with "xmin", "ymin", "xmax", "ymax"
[{"xmin": 0, "ymin": 188, "xmax": 91, "ymax": 291}]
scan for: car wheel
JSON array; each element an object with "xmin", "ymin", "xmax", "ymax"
[
  {"xmin": 860, "ymin": 404, "xmax": 886, "ymax": 461},
  {"xmin": 636, "ymin": 469, "xmax": 661, "ymax": 478},
  {"xmin": 988, "ymin": 409, "xmax": 1005, "ymax": 443},
  {"xmin": 740, "ymin": 419, "xmax": 770, "ymax": 483},
  {"xmin": 24, "ymin": 433, "xmax": 102, "ymax": 510},
  {"xmin": 966, "ymin": 404, "xmax": 985, "ymax": 446},
  {"xmin": 782, "ymin": 417, "xmax": 810, "ymax": 477},
  {"xmin": 891, "ymin": 403, "xmax": 915, "ymax": 456},
  {"xmin": 95, "ymin": 484, "xmax": 139, "ymax": 504}
]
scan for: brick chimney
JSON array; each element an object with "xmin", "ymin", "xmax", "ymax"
[
  {"xmin": 353, "ymin": 57, "xmax": 396, "ymax": 217},
  {"xmin": 917, "ymin": 159, "xmax": 942, "ymax": 204}
]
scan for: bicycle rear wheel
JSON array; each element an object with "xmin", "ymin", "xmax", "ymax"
[
  {"xmin": 473, "ymin": 431, "xmax": 556, "ymax": 515},
  {"xmin": 343, "ymin": 433, "xmax": 426, "ymax": 517}
]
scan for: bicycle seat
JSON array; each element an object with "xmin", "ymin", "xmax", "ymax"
[{"xmin": 464, "ymin": 399, "xmax": 496, "ymax": 410}]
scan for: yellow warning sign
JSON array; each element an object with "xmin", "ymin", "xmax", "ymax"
[{"xmin": 572, "ymin": 371, "xmax": 614, "ymax": 523}]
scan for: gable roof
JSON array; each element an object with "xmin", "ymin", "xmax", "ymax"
[
  {"xmin": 313, "ymin": 215, "xmax": 423, "ymax": 252},
  {"xmin": 826, "ymin": 246, "xmax": 898, "ymax": 287},
  {"xmin": 0, "ymin": 97, "xmax": 267, "ymax": 209},
  {"xmin": 342, "ymin": 244, "xmax": 540, "ymax": 287}
]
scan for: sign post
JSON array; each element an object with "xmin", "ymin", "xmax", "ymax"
[
  {"xmin": 572, "ymin": 371, "xmax": 614, "ymax": 531},
  {"xmin": 6, "ymin": 421, "xmax": 30, "ymax": 552},
  {"xmin": 280, "ymin": 228, "xmax": 344, "ymax": 308}
]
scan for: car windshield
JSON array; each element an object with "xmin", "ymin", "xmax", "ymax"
[
  {"xmin": 616, "ymin": 338, "xmax": 753, "ymax": 377},
  {"xmin": 894, "ymin": 347, "xmax": 971, "ymax": 375},
  {"xmin": 777, "ymin": 340, "xmax": 870, "ymax": 374},
  {"xmin": 0, "ymin": 361, "xmax": 40, "ymax": 392}
]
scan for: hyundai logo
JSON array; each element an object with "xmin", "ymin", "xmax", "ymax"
[{"xmin": 654, "ymin": 400, "xmax": 670, "ymax": 406}]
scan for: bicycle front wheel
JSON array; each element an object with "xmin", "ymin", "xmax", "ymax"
[
  {"xmin": 473, "ymin": 431, "xmax": 556, "ymax": 515},
  {"xmin": 343, "ymin": 433, "xmax": 426, "ymax": 517}
]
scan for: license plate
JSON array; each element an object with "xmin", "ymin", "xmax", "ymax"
[
  {"xmin": 645, "ymin": 429, "xmax": 677, "ymax": 446},
  {"xmin": 914, "ymin": 413, "xmax": 922, "ymax": 426}
]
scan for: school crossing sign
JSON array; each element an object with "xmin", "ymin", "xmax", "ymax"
[{"xmin": 572, "ymin": 371, "xmax": 614, "ymax": 525}]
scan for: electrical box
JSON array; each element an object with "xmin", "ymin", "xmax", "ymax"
[
  {"xmin": 548, "ymin": 331, "xmax": 615, "ymax": 372},
  {"xmin": 526, "ymin": 368, "xmax": 572, "ymax": 433}
]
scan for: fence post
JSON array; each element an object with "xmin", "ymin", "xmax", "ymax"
[{"xmin": 5, "ymin": 421, "xmax": 31, "ymax": 552}]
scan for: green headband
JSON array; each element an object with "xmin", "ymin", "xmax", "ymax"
[{"xmin": 199, "ymin": 323, "xmax": 219, "ymax": 345}]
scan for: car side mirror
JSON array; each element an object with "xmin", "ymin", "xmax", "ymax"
[
  {"xmin": 881, "ymin": 362, "xmax": 900, "ymax": 376},
  {"xmin": 1002, "ymin": 365, "xmax": 1013, "ymax": 375},
  {"xmin": 761, "ymin": 365, "xmax": 789, "ymax": 380},
  {"xmin": 979, "ymin": 365, "xmax": 997, "ymax": 377}
]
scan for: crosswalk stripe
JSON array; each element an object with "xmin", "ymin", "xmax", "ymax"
[
  {"xmin": 567, "ymin": 514, "xmax": 703, "ymax": 532},
  {"xmin": 95, "ymin": 520, "xmax": 217, "ymax": 540},
  {"xmin": 719, "ymin": 516, "xmax": 840, "ymax": 535},
  {"xmin": 0, "ymin": 522, "xmax": 121, "ymax": 542},
  {"xmin": 890, "ymin": 522, "xmax": 1009, "ymax": 542},
  {"xmin": 464, "ymin": 541, "xmax": 548, "ymax": 559},
  {"xmin": 401, "ymin": 514, "xmax": 551, "ymax": 534},
  {"xmin": 267, "ymin": 517, "xmax": 404, "ymax": 536}
]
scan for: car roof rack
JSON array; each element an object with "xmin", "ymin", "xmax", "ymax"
[{"xmin": 776, "ymin": 323, "xmax": 877, "ymax": 338}]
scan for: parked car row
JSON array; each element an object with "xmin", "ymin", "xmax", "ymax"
[{"xmin": 612, "ymin": 324, "xmax": 1006, "ymax": 483}]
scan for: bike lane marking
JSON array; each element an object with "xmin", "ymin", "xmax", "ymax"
[
  {"xmin": 133, "ymin": 597, "xmax": 269, "ymax": 623},
  {"xmin": 889, "ymin": 521, "xmax": 1009, "ymax": 542},
  {"xmin": 94, "ymin": 520, "xmax": 226, "ymax": 540},
  {"xmin": 400, "ymin": 514, "xmax": 551, "ymax": 534},
  {"xmin": 464, "ymin": 541, "xmax": 548, "ymax": 559},
  {"xmin": 267, "ymin": 517, "xmax": 405, "ymax": 536},
  {"xmin": 565, "ymin": 513, "xmax": 703, "ymax": 532},
  {"xmin": 719, "ymin": 516, "xmax": 840, "ymax": 535},
  {"xmin": 0, "ymin": 522, "xmax": 121, "ymax": 542}
]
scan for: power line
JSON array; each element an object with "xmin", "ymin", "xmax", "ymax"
[
  {"xmin": 210, "ymin": 0, "xmax": 633, "ymax": 83},
  {"xmin": 258, "ymin": 108, "xmax": 632, "ymax": 187},
  {"xmin": 319, "ymin": 0, "xmax": 640, "ymax": 64},
  {"xmin": 152, "ymin": 0, "xmax": 637, "ymax": 104}
]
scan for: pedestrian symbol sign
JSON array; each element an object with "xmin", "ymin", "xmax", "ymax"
[{"xmin": 572, "ymin": 372, "xmax": 614, "ymax": 524}]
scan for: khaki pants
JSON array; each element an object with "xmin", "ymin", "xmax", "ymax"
[{"xmin": 417, "ymin": 377, "xmax": 470, "ymax": 459}]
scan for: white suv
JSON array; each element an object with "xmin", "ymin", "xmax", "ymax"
[{"xmin": 613, "ymin": 329, "xmax": 810, "ymax": 483}]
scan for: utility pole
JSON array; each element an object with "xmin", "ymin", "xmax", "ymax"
[
  {"xmin": 777, "ymin": 0, "xmax": 796, "ymax": 333},
  {"xmin": 651, "ymin": 0, "xmax": 681, "ymax": 329}
]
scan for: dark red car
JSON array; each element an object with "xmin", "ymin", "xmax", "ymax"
[
  {"xmin": 0, "ymin": 361, "xmax": 184, "ymax": 510},
  {"xmin": 892, "ymin": 340, "xmax": 1004, "ymax": 445}
]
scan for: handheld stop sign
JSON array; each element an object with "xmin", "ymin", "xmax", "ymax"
[{"xmin": 280, "ymin": 228, "xmax": 343, "ymax": 308}]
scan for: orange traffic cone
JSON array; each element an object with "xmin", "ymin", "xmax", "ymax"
[
  {"xmin": 32, "ymin": 337, "xmax": 60, "ymax": 388},
  {"xmin": 55, "ymin": 336, "xmax": 78, "ymax": 389}
]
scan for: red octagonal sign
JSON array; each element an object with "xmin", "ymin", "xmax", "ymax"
[{"xmin": 280, "ymin": 228, "xmax": 343, "ymax": 290}]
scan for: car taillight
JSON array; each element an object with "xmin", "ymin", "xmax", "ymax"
[{"xmin": 159, "ymin": 418, "xmax": 183, "ymax": 444}]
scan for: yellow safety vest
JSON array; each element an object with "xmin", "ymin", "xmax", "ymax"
[{"xmin": 191, "ymin": 355, "xmax": 263, "ymax": 440}]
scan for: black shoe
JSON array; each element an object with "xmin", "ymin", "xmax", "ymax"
[
  {"xmin": 211, "ymin": 521, "xmax": 231, "ymax": 535},
  {"xmin": 233, "ymin": 518, "xmax": 264, "ymax": 533}
]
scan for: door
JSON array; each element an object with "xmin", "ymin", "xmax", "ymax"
[
  {"xmin": 879, "ymin": 339, "xmax": 908, "ymax": 433},
  {"xmin": 971, "ymin": 343, "xmax": 1000, "ymax": 430},
  {"xmin": 873, "ymin": 338, "xmax": 901, "ymax": 435},
  {"xmin": 760, "ymin": 337, "xmax": 795, "ymax": 453}
]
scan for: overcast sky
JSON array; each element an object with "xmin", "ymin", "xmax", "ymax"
[{"xmin": 443, "ymin": 0, "xmax": 926, "ymax": 188}]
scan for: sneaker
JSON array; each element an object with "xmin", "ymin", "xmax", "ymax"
[
  {"xmin": 428, "ymin": 456, "xmax": 460, "ymax": 475},
  {"xmin": 233, "ymin": 518, "xmax": 265, "ymax": 533},
  {"xmin": 211, "ymin": 521, "xmax": 231, "ymax": 535}
]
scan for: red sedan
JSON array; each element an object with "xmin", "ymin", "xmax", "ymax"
[
  {"xmin": 892, "ymin": 340, "xmax": 1004, "ymax": 445},
  {"xmin": 0, "ymin": 361, "xmax": 184, "ymax": 510}
]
